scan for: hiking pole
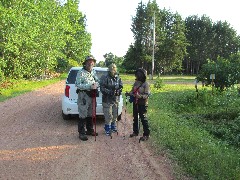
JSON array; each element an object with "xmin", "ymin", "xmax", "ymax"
[
  {"xmin": 138, "ymin": 107, "xmax": 141, "ymax": 143},
  {"xmin": 123, "ymin": 94, "xmax": 128, "ymax": 140},
  {"xmin": 135, "ymin": 96, "xmax": 141, "ymax": 143},
  {"xmin": 92, "ymin": 89, "xmax": 97, "ymax": 141},
  {"xmin": 116, "ymin": 97, "xmax": 119, "ymax": 136}
]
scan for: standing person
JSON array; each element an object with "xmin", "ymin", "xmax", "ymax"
[
  {"xmin": 126, "ymin": 68, "xmax": 150, "ymax": 141},
  {"xmin": 75, "ymin": 55, "xmax": 99, "ymax": 141},
  {"xmin": 100, "ymin": 63, "xmax": 123, "ymax": 136}
]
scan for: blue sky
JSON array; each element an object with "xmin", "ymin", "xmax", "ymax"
[{"xmin": 78, "ymin": 0, "xmax": 240, "ymax": 62}]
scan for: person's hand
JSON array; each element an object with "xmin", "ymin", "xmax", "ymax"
[
  {"xmin": 125, "ymin": 92, "xmax": 130, "ymax": 96},
  {"xmin": 91, "ymin": 82, "xmax": 98, "ymax": 89},
  {"xmin": 114, "ymin": 89, "xmax": 121, "ymax": 96},
  {"xmin": 135, "ymin": 93, "xmax": 142, "ymax": 99}
]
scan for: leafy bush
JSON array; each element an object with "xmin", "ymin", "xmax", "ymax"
[
  {"xmin": 197, "ymin": 56, "xmax": 240, "ymax": 91},
  {"xmin": 0, "ymin": 69, "xmax": 4, "ymax": 82},
  {"xmin": 153, "ymin": 77, "xmax": 164, "ymax": 89}
]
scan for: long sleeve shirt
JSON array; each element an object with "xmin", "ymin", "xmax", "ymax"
[
  {"xmin": 129, "ymin": 80, "xmax": 150, "ymax": 105},
  {"xmin": 75, "ymin": 68, "xmax": 99, "ymax": 90}
]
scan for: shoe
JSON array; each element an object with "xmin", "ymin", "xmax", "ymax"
[
  {"xmin": 111, "ymin": 129, "xmax": 117, "ymax": 133},
  {"xmin": 111, "ymin": 123, "xmax": 117, "ymax": 133},
  {"xmin": 79, "ymin": 134, "xmax": 88, "ymax": 141},
  {"xmin": 86, "ymin": 131, "xmax": 98, "ymax": 136},
  {"xmin": 129, "ymin": 132, "xmax": 138, "ymax": 137},
  {"xmin": 139, "ymin": 135, "xmax": 149, "ymax": 141},
  {"xmin": 104, "ymin": 124, "xmax": 111, "ymax": 136}
]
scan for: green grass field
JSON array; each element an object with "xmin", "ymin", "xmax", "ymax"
[{"xmin": 123, "ymin": 78, "xmax": 240, "ymax": 180}]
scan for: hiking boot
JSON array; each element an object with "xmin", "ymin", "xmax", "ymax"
[
  {"xmin": 129, "ymin": 132, "xmax": 138, "ymax": 137},
  {"xmin": 86, "ymin": 131, "xmax": 98, "ymax": 136},
  {"xmin": 139, "ymin": 135, "xmax": 149, "ymax": 141},
  {"xmin": 111, "ymin": 122, "xmax": 117, "ymax": 133},
  {"xmin": 104, "ymin": 124, "xmax": 111, "ymax": 136},
  {"xmin": 79, "ymin": 134, "xmax": 88, "ymax": 141}
]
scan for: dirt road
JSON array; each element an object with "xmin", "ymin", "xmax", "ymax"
[{"xmin": 0, "ymin": 81, "xmax": 174, "ymax": 180}]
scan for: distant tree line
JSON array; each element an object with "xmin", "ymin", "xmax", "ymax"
[
  {"xmin": 0, "ymin": 0, "xmax": 91, "ymax": 81},
  {"xmin": 123, "ymin": 0, "xmax": 240, "ymax": 75}
]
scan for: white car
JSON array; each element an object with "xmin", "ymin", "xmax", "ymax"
[{"xmin": 62, "ymin": 67, "xmax": 123, "ymax": 120}]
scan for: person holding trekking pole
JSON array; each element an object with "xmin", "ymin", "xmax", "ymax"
[
  {"xmin": 125, "ymin": 68, "xmax": 150, "ymax": 141},
  {"xmin": 100, "ymin": 63, "xmax": 123, "ymax": 136},
  {"xmin": 75, "ymin": 55, "xmax": 99, "ymax": 141}
]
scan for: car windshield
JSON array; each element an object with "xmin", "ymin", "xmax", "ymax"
[{"xmin": 66, "ymin": 69, "xmax": 108, "ymax": 84}]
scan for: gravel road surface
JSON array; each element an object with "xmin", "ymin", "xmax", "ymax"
[{"xmin": 0, "ymin": 81, "xmax": 175, "ymax": 180}]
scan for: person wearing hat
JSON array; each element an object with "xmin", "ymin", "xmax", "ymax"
[
  {"xmin": 126, "ymin": 68, "xmax": 150, "ymax": 141},
  {"xmin": 75, "ymin": 55, "xmax": 99, "ymax": 141},
  {"xmin": 100, "ymin": 63, "xmax": 123, "ymax": 136}
]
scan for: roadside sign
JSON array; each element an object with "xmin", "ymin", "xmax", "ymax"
[{"xmin": 210, "ymin": 74, "xmax": 215, "ymax": 80}]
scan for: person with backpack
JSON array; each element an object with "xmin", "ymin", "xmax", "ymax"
[
  {"xmin": 100, "ymin": 63, "xmax": 123, "ymax": 136},
  {"xmin": 126, "ymin": 68, "xmax": 150, "ymax": 141},
  {"xmin": 75, "ymin": 55, "xmax": 99, "ymax": 141}
]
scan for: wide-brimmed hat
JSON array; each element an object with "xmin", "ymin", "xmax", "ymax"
[{"xmin": 83, "ymin": 55, "xmax": 96, "ymax": 65}]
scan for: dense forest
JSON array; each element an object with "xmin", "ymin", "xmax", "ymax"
[
  {"xmin": 1, "ymin": 0, "xmax": 240, "ymax": 82},
  {"xmin": 0, "ymin": 0, "xmax": 91, "ymax": 81},
  {"xmin": 122, "ymin": 0, "xmax": 240, "ymax": 75}
]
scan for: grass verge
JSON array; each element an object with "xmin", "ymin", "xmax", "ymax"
[
  {"xmin": 0, "ymin": 73, "xmax": 67, "ymax": 102},
  {"xmin": 123, "ymin": 83, "xmax": 240, "ymax": 179}
]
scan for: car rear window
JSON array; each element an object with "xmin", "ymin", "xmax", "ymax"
[
  {"xmin": 66, "ymin": 70, "xmax": 79, "ymax": 84},
  {"xmin": 95, "ymin": 70, "xmax": 108, "ymax": 80},
  {"xmin": 66, "ymin": 69, "xmax": 108, "ymax": 84}
]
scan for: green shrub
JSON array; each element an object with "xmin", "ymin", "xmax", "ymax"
[
  {"xmin": 197, "ymin": 56, "xmax": 240, "ymax": 91},
  {"xmin": 0, "ymin": 69, "xmax": 5, "ymax": 82},
  {"xmin": 154, "ymin": 77, "xmax": 164, "ymax": 89}
]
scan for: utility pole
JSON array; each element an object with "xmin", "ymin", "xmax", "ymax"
[{"xmin": 151, "ymin": 11, "xmax": 155, "ymax": 80}]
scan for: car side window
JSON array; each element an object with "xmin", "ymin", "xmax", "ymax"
[
  {"xmin": 67, "ymin": 70, "xmax": 78, "ymax": 84},
  {"xmin": 66, "ymin": 69, "xmax": 107, "ymax": 84}
]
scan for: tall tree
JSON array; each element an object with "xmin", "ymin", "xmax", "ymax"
[
  {"xmin": 184, "ymin": 15, "xmax": 213, "ymax": 74},
  {"xmin": 0, "ymin": 0, "xmax": 92, "ymax": 80},
  {"xmin": 155, "ymin": 9, "xmax": 187, "ymax": 73},
  {"xmin": 184, "ymin": 15, "xmax": 240, "ymax": 74},
  {"xmin": 124, "ymin": 0, "xmax": 187, "ymax": 74},
  {"xmin": 103, "ymin": 52, "xmax": 123, "ymax": 68},
  {"xmin": 131, "ymin": 1, "xmax": 146, "ymax": 68},
  {"xmin": 211, "ymin": 21, "xmax": 240, "ymax": 60},
  {"xmin": 62, "ymin": 0, "xmax": 91, "ymax": 64}
]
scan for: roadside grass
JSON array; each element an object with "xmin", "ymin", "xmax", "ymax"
[
  {"xmin": 123, "ymin": 83, "xmax": 240, "ymax": 179},
  {"xmin": 120, "ymin": 74, "xmax": 195, "ymax": 84},
  {"xmin": 0, "ymin": 73, "xmax": 67, "ymax": 102}
]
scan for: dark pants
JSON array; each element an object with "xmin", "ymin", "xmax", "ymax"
[
  {"xmin": 132, "ymin": 104, "xmax": 150, "ymax": 136},
  {"xmin": 78, "ymin": 117, "xmax": 94, "ymax": 135}
]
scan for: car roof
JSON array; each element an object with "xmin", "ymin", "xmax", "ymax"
[{"xmin": 70, "ymin": 67, "xmax": 108, "ymax": 71}]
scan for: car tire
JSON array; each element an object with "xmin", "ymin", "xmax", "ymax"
[{"xmin": 62, "ymin": 111, "xmax": 71, "ymax": 120}]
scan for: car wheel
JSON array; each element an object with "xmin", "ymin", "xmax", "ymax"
[
  {"xmin": 62, "ymin": 111, "xmax": 71, "ymax": 120},
  {"xmin": 117, "ymin": 113, "xmax": 122, "ymax": 121}
]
